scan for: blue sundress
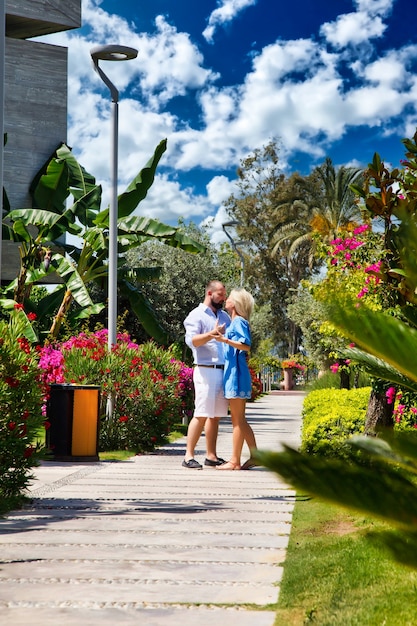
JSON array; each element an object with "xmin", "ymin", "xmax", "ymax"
[{"xmin": 223, "ymin": 316, "xmax": 252, "ymax": 399}]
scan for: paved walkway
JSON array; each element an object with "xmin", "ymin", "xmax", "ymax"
[{"xmin": 0, "ymin": 391, "xmax": 303, "ymax": 626}]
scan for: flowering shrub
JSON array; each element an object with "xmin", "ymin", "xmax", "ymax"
[
  {"xmin": 385, "ymin": 386, "xmax": 417, "ymax": 431},
  {"xmin": 39, "ymin": 331, "xmax": 194, "ymax": 452},
  {"xmin": 249, "ymin": 367, "xmax": 263, "ymax": 401},
  {"xmin": 0, "ymin": 309, "xmax": 46, "ymax": 505},
  {"xmin": 281, "ymin": 359, "xmax": 305, "ymax": 371}
]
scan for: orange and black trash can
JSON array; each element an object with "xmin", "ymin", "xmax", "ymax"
[{"xmin": 46, "ymin": 384, "xmax": 100, "ymax": 461}]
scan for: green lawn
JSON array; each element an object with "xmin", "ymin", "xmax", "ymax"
[{"xmin": 275, "ymin": 498, "xmax": 417, "ymax": 625}]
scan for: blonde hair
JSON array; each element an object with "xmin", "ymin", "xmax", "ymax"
[{"xmin": 229, "ymin": 288, "xmax": 254, "ymax": 321}]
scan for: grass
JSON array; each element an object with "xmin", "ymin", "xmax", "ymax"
[
  {"xmin": 99, "ymin": 450, "xmax": 136, "ymax": 461},
  {"xmin": 275, "ymin": 497, "xmax": 417, "ymax": 625}
]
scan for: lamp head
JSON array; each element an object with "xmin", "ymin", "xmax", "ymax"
[{"xmin": 90, "ymin": 45, "xmax": 138, "ymax": 63}]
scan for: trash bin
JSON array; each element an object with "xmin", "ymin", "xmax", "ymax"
[{"xmin": 46, "ymin": 383, "xmax": 101, "ymax": 461}]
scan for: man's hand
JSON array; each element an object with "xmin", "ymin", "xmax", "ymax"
[{"xmin": 214, "ymin": 321, "xmax": 226, "ymax": 335}]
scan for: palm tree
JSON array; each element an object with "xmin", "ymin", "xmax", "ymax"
[{"xmin": 270, "ymin": 157, "xmax": 364, "ymax": 263}]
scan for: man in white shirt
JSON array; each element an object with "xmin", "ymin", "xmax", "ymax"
[{"xmin": 182, "ymin": 280, "xmax": 231, "ymax": 469}]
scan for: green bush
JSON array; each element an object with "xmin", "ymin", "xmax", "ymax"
[
  {"xmin": 301, "ymin": 388, "xmax": 371, "ymax": 458},
  {"xmin": 0, "ymin": 312, "xmax": 46, "ymax": 507}
]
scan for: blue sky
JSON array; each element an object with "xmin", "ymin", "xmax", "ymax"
[{"xmin": 39, "ymin": 0, "xmax": 417, "ymax": 242}]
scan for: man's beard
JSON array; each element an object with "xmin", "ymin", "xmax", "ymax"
[{"xmin": 211, "ymin": 298, "xmax": 224, "ymax": 310}]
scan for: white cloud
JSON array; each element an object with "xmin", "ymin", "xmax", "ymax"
[
  {"xmin": 206, "ymin": 175, "xmax": 237, "ymax": 205},
  {"xmin": 34, "ymin": 0, "xmax": 417, "ymax": 237},
  {"xmin": 137, "ymin": 16, "xmax": 219, "ymax": 108},
  {"xmin": 203, "ymin": 0, "xmax": 257, "ymax": 43},
  {"xmin": 320, "ymin": 12, "xmax": 386, "ymax": 48},
  {"xmin": 355, "ymin": 0, "xmax": 394, "ymax": 16}
]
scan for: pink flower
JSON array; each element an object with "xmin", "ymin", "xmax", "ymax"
[
  {"xmin": 330, "ymin": 363, "xmax": 339, "ymax": 373},
  {"xmin": 386, "ymin": 387, "xmax": 396, "ymax": 404},
  {"xmin": 353, "ymin": 224, "xmax": 369, "ymax": 235}
]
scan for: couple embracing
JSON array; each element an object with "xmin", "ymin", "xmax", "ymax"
[{"xmin": 182, "ymin": 280, "xmax": 257, "ymax": 471}]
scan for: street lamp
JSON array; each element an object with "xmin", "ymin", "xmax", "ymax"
[
  {"xmin": 222, "ymin": 220, "xmax": 249, "ymax": 287},
  {"xmin": 90, "ymin": 45, "xmax": 138, "ymax": 351},
  {"xmin": 0, "ymin": 0, "xmax": 5, "ymax": 285}
]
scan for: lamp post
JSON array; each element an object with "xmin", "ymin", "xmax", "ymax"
[
  {"xmin": 90, "ymin": 45, "xmax": 138, "ymax": 351},
  {"xmin": 0, "ymin": 0, "xmax": 5, "ymax": 285},
  {"xmin": 222, "ymin": 220, "xmax": 248, "ymax": 287}
]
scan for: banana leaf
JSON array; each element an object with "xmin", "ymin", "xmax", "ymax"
[
  {"xmin": 117, "ymin": 139, "xmax": 167, "ymax": 218},
  {"xmin": 119, "ymin": 279, "xmax": 169, "ymax": 345},
  {"xmin": 51, "ymin": 254, "xmax": 93, "ymax": 308},
  {"xmin": 117, "ymin": 215, "xmax": 205, "ymax": 253},
  {"xmin": 31, "ymin": 154, "xmax": 69, "ymax": 212}
]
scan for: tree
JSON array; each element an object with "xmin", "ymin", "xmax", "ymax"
[
  {"xmin": 270, "ymin": 157, "xmax": 364, "ymax": 263},
  {"xmin": 255, "ymin": 149, "xmax": 417, "ymax": 568},
  {"xmin": 223, "ymin": 140, "xmax": 318, "ymax": 353}
]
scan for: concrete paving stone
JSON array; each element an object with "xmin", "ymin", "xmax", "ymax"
[
  {"xmin": 0, "ymin": 391, "xmax": 303, "ymax": 625},
  {"xmin": 0, "ymin": 545, "xmax": 287, "ymax": 564},
  {"xmin": 0, "ymin": 606, "xmax": 278, "ymax": 626}
]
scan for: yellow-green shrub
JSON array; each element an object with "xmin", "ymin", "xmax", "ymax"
[{"xmin": 301, "ymin": 388, "xmax": 371, "ymax": 457}]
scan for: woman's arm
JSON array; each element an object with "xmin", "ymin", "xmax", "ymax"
[{"xmin": 218, "ymin": 336, "xmax": 250, "ymax": 352}]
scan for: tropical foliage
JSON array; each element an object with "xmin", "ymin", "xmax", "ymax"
[
  {"xmin": 256, "ymin": 131, "xmax": 417, "ymax": 569},
  {"xmin": 2, "ymin": 140, "xmax": 204, "ymax": 343}
]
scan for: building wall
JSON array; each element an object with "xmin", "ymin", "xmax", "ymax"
[
  {"xmin": 2, "ymin": 0, "xmax": 81, "ymax": 281},
  {"xmin": 4, "ymin": 38, "xmax": 68, "ymax": 210},
  {"xmin": 6, "ymin": 0, "xmax": 81, "ymax": 38}
]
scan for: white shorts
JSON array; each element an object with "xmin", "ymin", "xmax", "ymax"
[{"xmin": 193, "ymin": 366, "xmax": 229, "ymax": 418}]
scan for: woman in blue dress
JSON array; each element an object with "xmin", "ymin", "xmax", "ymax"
[{"xmin": 215, "ymin": 288, "xmax": 258, "ymax": 470}]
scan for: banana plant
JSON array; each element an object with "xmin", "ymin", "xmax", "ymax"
[{"xmin": 2, "ymin": 139, "xmax": 205, "ymax": 341}]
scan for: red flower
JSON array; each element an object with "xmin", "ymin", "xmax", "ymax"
[
  {"xmin": 27, "ymin": 312, "xmax": 37, "ymax": 321},
  {"xmin": 17, "ymin": 337, "xmax": 31, "ymax": 353},
  {"xmin": 119, "ymin": 415, "xmax": 129, "ymax": 423},
  {"xmin": 5, "ymin": 376, "xmax": 19, "ymax": 387},
  {"xmin": 24, "ymin": 445, "xmax": 35, "ymax": 458},
  {"xmin": 7, "ymin": 421, "xmax": 16, "ymax": 430},
  {"xmin": 14, "ymin": 303, "xmax": 24, "ymax": 310}
]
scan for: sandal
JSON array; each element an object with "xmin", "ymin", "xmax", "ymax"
[
  {"xmin": 240, "ymin": 457, "xmax": 258, "ymax": 470},
  {"xmin": 216, "ymin": 461, "xmax": 241, "ymax": 470}
]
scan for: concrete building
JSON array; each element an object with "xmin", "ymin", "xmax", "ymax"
[{"xmin": 2, "ymin": 0, "xmax": 81, "ymax": 280}]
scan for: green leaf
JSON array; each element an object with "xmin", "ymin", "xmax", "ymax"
[
  {"xmin": 68, "ymin": 302, "xmax": 105, "ymax": 321},
  {"xmin": 51, "ymin": 255, "xmax": 93, "ymax": 308},
  {"xmin": 8, "ymin": 208, "xmax": 64, "ymax": 230},
  {"xmin": 31, "ymin": 153, "xmax": 69, "ymax": 212},
  {"xmin": 342, "ymin": 347, "xmax": 417, "ymax": 393},
  {"xmin": 117, "ymin": 139, "xmax": 167, "ymax": 218},
  {"xmin": 0, "ymin": 299, "xmax": 38, "ymax": 343},
  {"xmin": 255, "ymin": 446, "xmax": 417, "ymax": 529},
  {"xmin": 326, "ymin": 301, "xmax": 417, "ymax": 385},
  {"xmin": 117, "ymin": 216, "xmax": 206, "ymax": 253},
  {"xmin": 119, "ymin": 279, "xmax": 169, "ymax": 344},
  {"xmin": 12, "ymin": 219, "xmax": 32, "ymax": 242}
]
